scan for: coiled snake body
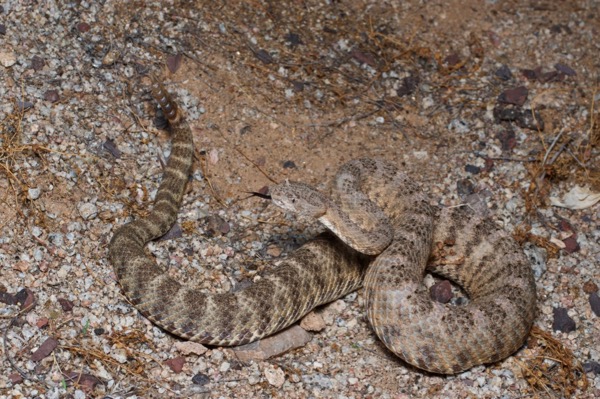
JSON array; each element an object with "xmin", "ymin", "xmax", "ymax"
[{"xmin": 109, "ymin": 83, "xmax": 536, "ymax": 374}]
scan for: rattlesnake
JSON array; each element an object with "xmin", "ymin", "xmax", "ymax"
[{"xmin": 108, "ymin": 82, "xmax": 536, "ymax": 374}]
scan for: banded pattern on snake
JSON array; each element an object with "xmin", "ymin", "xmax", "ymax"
[{"xmin": 108, "ymin": 82, "xmax": 536, "ymax": 374}]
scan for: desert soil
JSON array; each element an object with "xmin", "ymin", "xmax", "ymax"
[{"xmin": 0, "ymin": 1, "xmax": 599, "ymax": 398}]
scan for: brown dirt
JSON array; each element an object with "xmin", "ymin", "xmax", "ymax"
[{"xmin": 1, "ymin": 1, "xmax": 598, "ymax": 398}]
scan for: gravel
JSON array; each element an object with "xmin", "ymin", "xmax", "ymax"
[{"xmin": 1, "ymin": 1, "xmax": 599, "ymax": 398}]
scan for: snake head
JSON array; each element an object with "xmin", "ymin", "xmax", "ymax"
[{"xmin": 269, "ymin": 180, "xmax": 328, "ymax": 218}]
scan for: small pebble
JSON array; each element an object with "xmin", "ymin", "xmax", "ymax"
[
  {"xmin": 175, "ymin": 341, "xmax": 208, "ymax": 356},
  {"xmin": 77, "ymin": 202, "xmax": 98, "ymax": 220},
  {"xmin": 589, "ymin": 292, "xmax": 600, "ymax": 317},
  {"xmin": 283, "ymin": 160, "xmax": 296, "ymax": 169},
  {"xmin": 430, "ymin": 280, "xmax": 453, "ymax": 303},
  {"xmin": 583, "ymin": 361, "xmax": 600, "ymax": 374},
  {"xmin": 164, "ymin": 356, "xmax": 185, "ymax": 373},
  {"xmin": 31, "ymin": 337, "xmax": 59, "ymax": 361},
  {"xmin": 44, "ymin": 90, "xmax": 60, "ymax": 102},
  {"xmin": 494, "ymin": 65, "xmax": 513, "ymax": 81},
  {"xmin": 264, "ymin": 366, "xmax": 285, "ymax": 388},
  {"xmin": 300, "ymin": 311, "xmax": 326, "ymax": 332},
  {"xmin": 0, "ymin": 47, "xmax": 17, "ymax": 67},
  {"xmin": 220, "ymin": 362, "xmax": 231, "ymax": 373},
  {"xmin": 552, "ymin": 307, "xmax": 576, "ymax": 333},
  {"xmin": 28, "ymin": 187, "xmax": 41, "ymax": 200},
  {"xmin": 498, "ymin": 86, "xmax": 528, "ymax": 106},
  {"xmin": 192, "ymin": 373, "xmax": 210, "ymax": 386},
  {"xmin": 464, "ymin": 164, "xmax": 480, "ymax": 175}
]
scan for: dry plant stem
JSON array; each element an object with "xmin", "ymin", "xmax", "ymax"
[
  {"xmin": 532, "ymin": 128, "xmax": 568, "ymax": 204},
  {"xmin": 195, "ymin": 149, "xmax": 228, "ymax": 208}
]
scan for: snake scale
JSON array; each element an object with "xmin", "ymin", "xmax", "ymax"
[{"xmin": 108, "ymin": 81, "xmax": 536, "ymax": 374}]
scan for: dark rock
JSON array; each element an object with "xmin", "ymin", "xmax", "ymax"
[
  {"xmin": 538, "ymin": 70, "xmax": 562, "ymax": 83},
  {"xmin": 16, "ymin": 100, "xmax": 34, "ymax": 111},
  {"xmin": 157, "ymin": 222, "xmax": 184, "ymax": 241},
  {"xmin": 238, "ymin": 125, "xmax": 251, "ymax": 135},
  {"xmin": 58, "ymin": 298, "xmax": 74, "ymax": 312},
  {"xmin": 206, "ymin": 215, "xmax": 230, "ymax": 236},
  {"xmin": 494, "ymin": 105, "xmax": 544, "ymax": 131},
  {"xmin": 520, "ymin": 69, "xmax": 538, "ymax": 81},
  {"xmin": 292, "ymin": 80, "xmax": 305, "ymax": 92},
  {"xmin": 554, "ymin": 63, "xmax": 576, "ymax": 76},
  {"xmin": 192, "ymin": 373, "xmax": 210, "ymax": 386},
  {"xmin": 103, "ymin": 138, "xmax": 121, "ymax": 158},
  {"xmin": 64, "ymin": 372, "xmax": 101, "ymax": 392},
  {"xmin": 284, "ymin": 32, "xmax": 303, "ymax": 47},
  {"xmin": 44, "ymin": 89, "xmax": 60, "ymax": 103},
  {"xmin": 444, "ymin": 53, "xmax": 460, "ymax": 67},
  {"xmin": 8, "ymin": 372, "xmax": 23, "ymax": 384},
  {"xmin": 30, "ymin": 55, "xmax": 45, "ymax": 71},
  {"xmin": 0, "ymin": 24, "xmax": 6, "ymax": 35},
  {"xmin": 164, "ymin": 356, "xmax": 185, "ymax": 373},
  {"xmin": 498, "ymin": 86, "xmax": 528, "ymax": 106},
  {"xmin": 31, "ymin": 337, "xmax": 59, "ymax": 361},
  {"xmin": 283, "ymin": 160, "xmax": 296, "ymax": 169},
  {"xmin": 397, "ymin": 75, "xmax": 419, "ymax": 97},
  {"xmin": 15, "ymin": 289, "xmax": 29, "ymax": 304},
  {"xmin": 430, "ymin": 280, "xmax": 453, "ymax": 303},
  {"xmin": 494, "ymin": 65, "xmax": 512, "ymax": 81},
  {"xmin": 36, "ymin": 317, "xmax": 49, "ymax": 328},
  {"xmin": 558, "ymin": 219, "xmax": 575, "ymax": 233},
  {"xmin": 134, "ymin": 62, "xmax": 149, "ymax": 75},
  {"xmin": 464, "ymin": 164, "xmax": 480, "ymax": 175},
  {"xmin": 94, "ymin": 327, "xmax": 105, "ymax": 335},
  {"xmin": 494, "ymin": 106, "xmax": 520, "ymax": 122},
  {"xmin": 590, "ymin": 292, "xmax": 600, "ymax": 317},
  {"xmin": 483, "ymin": 157, "xmax": 494, "ymax": 173},
  {"xmin": 562, "ymin": 236, "xmax": 580, "ymax": 253},
  {"xmin": 76, "ymin": 22, "xmax": 91, "ymax": 33},
  {"xmin": 550, "ymin": 24, "xmax": 572, "ymax": 35},
  {"xmin": 583, "ymin": 361, "xmax": 600, "ymax": 374},
  {"xmin": 514, "ymin": 109, "xmax": 544, "ymax": 131},
  {"xmin": 350, "ymin": 49, "xmax": 377, "ymax": 67},
  {"xmin": 552, "ymin": 307, "xmax": 576, "ymax": 333},
  {"xmin": 0, "ymin": 291, "xmax": 17, "ymax": 305},
  {"xmin": 495, "ymin": 129, "xmax": 517, "ymax": 151},
  {"xmin": 167, "ymin": 53, "xmax": 183, "ymax": 73},
  {"xmin": 255, "ymin": 49, "xmax": 273, "ymax": 64},
  {"xmin": 15, "ymin": 288, "xmax": 35, "ymax": 310}
]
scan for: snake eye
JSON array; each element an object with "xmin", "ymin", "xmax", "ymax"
[{"xmin": 291, "ymin": 198, "xmax": 296, "ymax": 203}]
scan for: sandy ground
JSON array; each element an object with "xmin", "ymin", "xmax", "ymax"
[{"xmin": 1, "ymin": 1, "xmax": 599, "ymax": 398}]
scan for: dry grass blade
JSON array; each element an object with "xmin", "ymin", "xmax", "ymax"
[{"xmin": 516, "ymin": 326, "xmax": 588, "ymax": 398}]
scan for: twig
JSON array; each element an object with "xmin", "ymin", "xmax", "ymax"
[
  {"xmin": 565, "ymin": 147, "xmax": 586, "ymax": 169},
  {"xmin": 547, "ymin": 140, "xmax": 570, "ymax": 165},
  {"xmin": 195, "ymin": 148, "xmax": 228, "ymax": 207},
  {"xmin": 472, "ymin": 151, "xmax": 537, "ymax": 163},
  {"xmin": 213, "ymin": 127, "xmax": 278, "ymax": 184},
  {"xmin": 542, "ymin": 128, "xmax": 565, "ymax": 166},
  {"xmin": 232, "ymin": 146, "xmax": 277, "ymax": 184},
  {"xmin": 490, "ymin": 156, "xmax": 537, "ymax": 162},
  {"xmin": 306, "ymin": 108, "xmax": 380, "ymax": 128}
]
